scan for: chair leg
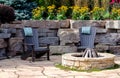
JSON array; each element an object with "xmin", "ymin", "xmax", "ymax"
[
  {"xmin": 47, "ymin": 51, "xmax": 50, "ymax": 60},
  {"xmin": 32, "ymin": 50, "xmax": 35, "ymax": 62},
  {"xmin": 21, "ymin": 51, "xmax": 31, "ymax": 60}
]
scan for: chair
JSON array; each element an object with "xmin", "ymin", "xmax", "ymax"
[
  {"xmin": 77, "ymin": 26, "xmax": 96, "ymax": 51},
  {"xmin": 21, "ymin": 27, "xmax": 50, "ymax": 62}
]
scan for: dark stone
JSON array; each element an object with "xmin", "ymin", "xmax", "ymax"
[
  {"xmin": 9, "ymin": 37, "xmax": 23, "ymax": 56},
  {"xmin": 39, "ymin": 37, "xmax": 59, "ymax": 46},
  {"xmin": 0, "ymin": 39, "xmax": 6, "ymax": 48}
]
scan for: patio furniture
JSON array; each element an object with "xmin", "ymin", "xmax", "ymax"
[
  {"xmin": 21, "ymin": 27, "xmax": 50, "ymax": 62},
  {"xmin": 77, "ymin": 26, "xmax": 96, "ymax": 51}
]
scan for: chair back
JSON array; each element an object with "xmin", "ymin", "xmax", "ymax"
[
  {"xmin": 79, "ymin": 26, "xmax": 96, "ymax": 48},
  {"xmin": 22, "ymin": 27, "xmax": 39, "ymax": 51}
]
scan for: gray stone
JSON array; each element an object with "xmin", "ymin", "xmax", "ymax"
[
  {"xmin": 0, "ymin": 39, "xmax": 6, "ymax": 48},
  {"xmin": 12, "ymin": 20, "xmax": 22, "ymax": 24},
  {"xmin": 39, "ymin": 32, "xmax": 47, "ymax": 37},
  {"xmin": 0, "ymin": 33, "xmax": 11, "ymax": 39},
  {"xmin": 47, "ymin": 32, "xmax": 57, "ymax": 37},
  {"xmin": 9, "ymin": 28, "xmax": 16, "ymax": 34},
  {"xmin": 45, "ymin": 20, "xmax": 60, "ymax": 28},
  {"xmin": 38, "ymin": 28, "xmax": 57, "ymax": 37},
  {"xmin": 38, "ymin": 28, "xmax": 51, "ymax": 33},
  {"xmin": 16, "ymin": 29, "xmax": 23, "ymax": 37},
  {"xmin": 70, "ymin": 20, "xmax": 87, "ymax": 29},
  {"xmin": 32, "ymin": 20, "xmax": 46, "ymax": 28},
  {"xmin": 95, "ymin": 33, "xmax": 120, "ymax": 45},
  {"xmin": 50, "ymin": 46, "xmax": 77, "ymax": 54},
  {"xmin": 95, "ymin": 44, "xmax": 109, "ymax": 52},
  {"xmin": 9, "ymin": 37, "xmax": 23, "ymax": 56},
  {"xmin": 107, "ymin": 29, "xmax": 117, "ymax": 33},
  {"xmin": 39, "ymin": 37, "xmax": 59, "ymax": 46},
  {"xmin": 58, "ymin": 29, "xmax": 79, "ymax": 45},
  {"xmin": 1, "ymin": 23, "xmax": 23, "ymax": 28},
  {"xmin": 22, "ymin": 20, "xmax": 46, "ymax": 28},
  {"xmin": 117, "ymin": 30, "xmax": 120, "ymax": 33},
  {"xmin": 70, "ymin": 20, "xmax": 106, "ymax": 29},
  {"xmin": 58, "ymin": 20, "xmax": 70, "ymax": 28},
  {"xmin": 96, "ymin": 28, "xmax": 107, "ymax": 33},
  {"xmin": 106, "ymin": 20, "xmax": 120, "ymax": 29},
  {"xmin": 91, "ymin": 20, "xmax": 106, "ymax": 28},
  {"xmin": 39, "ymin": 32, "xmax": 57, "ymax": 37},
  {"xmin": 0, "ymin": 48, "xmax": 6, "ymax": 57},
  {"xmin": 109, "ymin": 46, "xmax": 120, "ymax": 54},
  {"xmin": 22, "ymin": 20, "xmax": 32, "ymax": 26}
]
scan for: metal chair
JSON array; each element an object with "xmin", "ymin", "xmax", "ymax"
[
  {"xmin": 21, "ymin": 27, "xmax": 50, "ymax": 62},
  {"xmin": 77, "ymin": 26, "xmax": 96, "ymax": 51}
]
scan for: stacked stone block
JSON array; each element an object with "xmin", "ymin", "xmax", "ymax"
[{"xmin": 0, "ymin": 20, "xmax": 120, "ymax": 55}]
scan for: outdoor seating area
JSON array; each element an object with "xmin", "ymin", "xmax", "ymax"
[{"xmin": 1, "ymin": 0, "xmax": 120, "ymax": 78}]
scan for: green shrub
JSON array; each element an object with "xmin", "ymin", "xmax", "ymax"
[{"xmin": 0, "ymin": 0, "xmax": 37, "ymax": 20}]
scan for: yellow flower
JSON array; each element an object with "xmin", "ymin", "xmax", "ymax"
[
  {"xmin": 47, "ymin": 5, "xmax": 56, "ymax": 13},
  {"xmin": 32, "ymin": 6, "xmax": 45, "ymax": 19},
  {"xmin": 79, "ymin": 7, "xmax": 89, "ymax": 14},
  {"xmin": 57, "ymin": 5, "xmax": 68, "ymax": 14}
]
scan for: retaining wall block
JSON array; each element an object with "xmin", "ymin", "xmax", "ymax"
[
  {"xmin": 39, "ymin": 37, "xmax": 59, "ymax": 46},
  {"xmin": 95, "ymin": 33, "xmax": 120, "ymax": 45},
  {"xmin": 50, "ymin": 46, "xmax": 77, "ymax": 54},
  {"xmin": 70, "ymin": 20, "xmax": 106, "ymax": 29},
  {"xmin": 58, "ymin": 29, "xmax": 79, "ymax": 45}
]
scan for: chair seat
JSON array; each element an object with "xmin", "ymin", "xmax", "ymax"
[
  {"xmin": 77, "ymin": 46, "xmax": 87, "ymax": 49},
  {"xmin": 35, "ymin": 47, "xmax": 49, "ymax": 52},
  {"xmin": 77, "ymin": 46, "xmax": 94, "ymax": 49}
]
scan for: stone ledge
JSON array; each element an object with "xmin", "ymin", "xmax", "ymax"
[{"xmin": 50, "ymin": 46, "xmax": 77, "ymax": 55}]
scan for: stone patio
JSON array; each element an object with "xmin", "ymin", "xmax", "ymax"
[{"xmin": 0, "ymin": 55, "xmax": 120, "ymax": 78}]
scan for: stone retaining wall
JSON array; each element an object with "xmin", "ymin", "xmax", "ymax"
[{"xmin": 0, "ymin": 20, "xmax": 120, "ymax": 55}]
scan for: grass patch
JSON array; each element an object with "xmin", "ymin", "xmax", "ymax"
[{"xmin": 55, "ymin": 63, "xmax": 120, "ymax": 72}]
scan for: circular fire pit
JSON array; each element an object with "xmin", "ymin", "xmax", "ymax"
[{"xmin": 62, "ymin": 53, "xmax": 115, "ymax": 70}]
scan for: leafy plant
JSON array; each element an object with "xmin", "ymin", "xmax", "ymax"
[
  {"xmin": 71, "ymin": 6, "xmax": 80, "ymax": 20},
  {"xmin": 71, "ymin": 6, "xmax": 90, "ymax": 20},
  {"xmin": 79, "ymin": 7, "xmax": 90, "ymax": 20},
  {"xmin": 56, "ymin": 5, "xmax": 68, "ymax": 20},
  {"xmin": 32, "ymin": 6, "xmax": 45, "ymax": 20},
  {"xmin": 110, "ymin": 8, "xmax": 120, "ymax": 20},
  {"xmin": 103, "ymin": 11, "xmax": 110, "ymax": 19},
  {"xmin": 91, "ymin": 7, "xmax": 105, "ymax": 20},
  {"xmin": 46, "ymin": 5, "xmax": 56, "ymax": 20}
]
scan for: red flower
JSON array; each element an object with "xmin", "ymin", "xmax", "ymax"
[{"xmin": 110, "ymin": 0, "xmax": 120, "ymax": 4}]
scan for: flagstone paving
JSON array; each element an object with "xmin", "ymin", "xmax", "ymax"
[{"xmin": 0, "ymin": 55, "xmax": 119, "ymax": 78}]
